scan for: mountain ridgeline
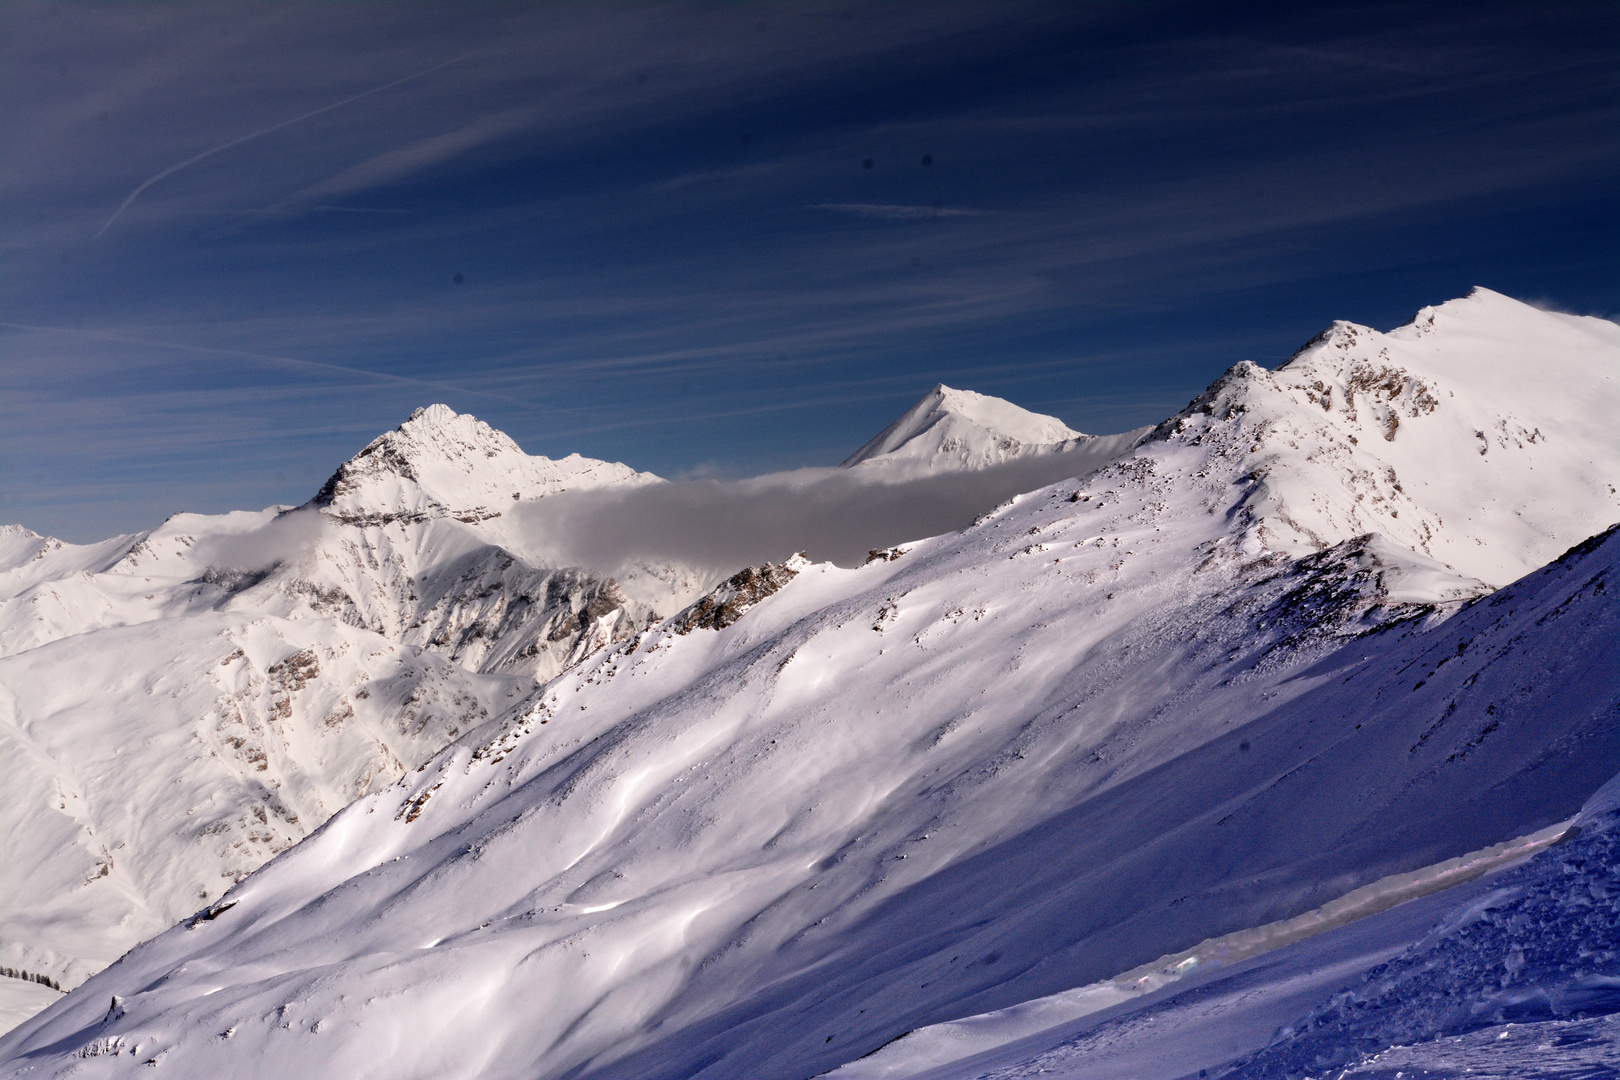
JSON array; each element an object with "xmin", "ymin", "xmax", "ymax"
[{"xmin": 0, "ymin": 288, "xmax": 1616, "ymax": 1076}]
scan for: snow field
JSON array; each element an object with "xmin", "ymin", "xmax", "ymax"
[{"xmin": 0, "ymin": 290, "xmax": 1616, "ymax": 1077}]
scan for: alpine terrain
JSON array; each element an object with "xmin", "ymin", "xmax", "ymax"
[
  {"xmin": 0, "ymin": 288, "xmax": 1616, "ymax": 1078},
  {"xmin": 0, "ymin": 379, "xmax": 1138, "ymax": 1028}
]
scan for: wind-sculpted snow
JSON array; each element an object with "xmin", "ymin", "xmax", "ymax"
[{"xmin": 0, "ymin": 290, "xmax": 1616, "ymax": 1071}]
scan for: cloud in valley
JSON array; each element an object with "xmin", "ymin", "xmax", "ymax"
[{"xmin": 513, "ymin": 441, "xmax": 1137, "ymax": 575}]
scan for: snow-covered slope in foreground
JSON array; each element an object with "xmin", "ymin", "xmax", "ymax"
[
  {"xmin": 1, "ymin": 290, "xmax": 1614, "ymax": 1079},
  {"xmin": 884, "ymin": 755, "xmax": 1620, "ymax": 1080}
]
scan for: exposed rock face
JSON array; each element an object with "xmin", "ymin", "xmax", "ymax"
[{"xmin": 671, "ymin": 553, "xmax": 810, "ymax": 633}]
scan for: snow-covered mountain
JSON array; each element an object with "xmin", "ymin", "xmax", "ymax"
[
  {"xmin": 0, "ymin": 384, "xmax": 1133, "ymax": 1028},
  {"xmin": 313, "ymin": 403, "xmax": 656, "ymax": 526},
  {"xmin": 3, "ymin": 289, "xmax": 1612, "ymax": 1077},
  {"xmin": 842, "ymin": 383, "xmax": 1146, "ymax": 475},
  {"xmin": 0, "ymin": 411, "xmax": 669, "ymax": 1007}
]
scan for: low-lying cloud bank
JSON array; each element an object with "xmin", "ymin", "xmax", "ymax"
[
  {"xmin": 511, "ymin": 438, "xmax": 1144, "ymax": 576},
  {"xmin": 188, "ymin": 437, "xmax": 1145, "ymax": 591}
]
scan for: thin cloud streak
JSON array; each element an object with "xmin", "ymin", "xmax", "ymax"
[
  {"xmin": 91, "ymin": 52, "xmax": 476, "ymax": 239},
  {"xmin": 4, "ymin": 2, "xmax": 1614, "ymax": 540}
]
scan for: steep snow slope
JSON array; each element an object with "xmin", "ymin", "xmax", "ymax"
[
  {"xmin": 842, "ymin": 384, "xmax": 1147, "ymax": 475},
  {"xmin": 0, "ymin": 389, "xmax": 1135, "ymax": 1025},
  {"xmin": 0, "ymin": 414, "xmax": 662, "ymax": 1007},
  {"xmin": 904, "ymin": 764, "xmax": 1620, "ymax": 1080},
  {"xmin": 3, "ymin": 292, "xmax": 1612, "ymax": 1079}
]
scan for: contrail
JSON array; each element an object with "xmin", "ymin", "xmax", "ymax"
[
  {"xmin": 93, "ymin": 53, "xmax": 472, "ymax": 239},
  {"xmin": 0, "ymin": 319, "xmax": 571, "ymax": 419}
]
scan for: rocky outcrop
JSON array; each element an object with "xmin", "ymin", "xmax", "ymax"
[{"xmin": 670, "ymin": 553, "xmax": 809, "ymax": 633}]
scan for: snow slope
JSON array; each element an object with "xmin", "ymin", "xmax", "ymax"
[
  {"xmin": 0, "ymin": 387, "xmax": 1136, "ymax": 1025},
  {"xmin": 1229, "ymin": 764, "xmax": 1620, "ymax": 1078},
  {"xmin": 0, "ymin": 414, "xmax": 660, "ymax": 1004},
  {"xmin": 893, "ymin": 763, "xmax": 1620, "ymax": 1080},
  {"xmin": 2, "ymin": 291, "xmax": 1612, "ymax": 1078}
]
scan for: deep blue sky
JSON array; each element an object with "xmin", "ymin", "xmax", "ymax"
[{"xmin": 3, "ymin": 1, "xmax": 1615, "ymax": 541}]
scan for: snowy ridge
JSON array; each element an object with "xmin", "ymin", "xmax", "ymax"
[{"xmin": 2, "ymin": 293, "xmax": 1613, "ymax": 1078}]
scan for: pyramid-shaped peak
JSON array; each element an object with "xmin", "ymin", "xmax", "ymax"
[
  {"xmin": 926, "ymin": 385, "xmax": 1082, "ymax": 443},
  {"xmin": 406, "ymin": 403, "xmax": 464, "ymax": 426},
  {"xmin": 312, "ymin": 406, "xmax": 657, "ymax": 524},
  {"xmin": 391, "ymin": 403, "xmax": 519, "ymax": 451},
  {"xmin": 842, "ymin": 384, "xmax": 1086, "ymax": 470}
]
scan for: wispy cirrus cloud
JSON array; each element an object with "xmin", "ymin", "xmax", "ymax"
[
  {"xmin": 269, "ymin": 103, "xmax": 541, "ymax": 211},
  {"xmin": 3, "ymin": 1, "xmax": 1615, "ymax": 541}
]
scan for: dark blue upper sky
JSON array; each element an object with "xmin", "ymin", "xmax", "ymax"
[{"xmin": 3, "ymin": 1, "xmax": 1615, "ymax": 541}]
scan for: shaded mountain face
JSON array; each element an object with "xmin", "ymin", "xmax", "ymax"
[{"xmin": 3, "ymin": 291, "xmax": 1613, "ymax": 1078}]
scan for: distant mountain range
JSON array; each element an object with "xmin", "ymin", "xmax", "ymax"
[
  {"xmin": 1, "ymin": 288, "xmax": 1616, "ymax": 1078},
  {"xmin": 0, "ymin": 370, "xmax": 1153, "ymax": 1012}
]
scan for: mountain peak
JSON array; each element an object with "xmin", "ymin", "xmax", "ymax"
[
  {"xmin": 842, "ymin": 384, "xmax": 1087, "ymax": 470},
  {"xmin": 405, "ymin": 402, "xmax": 467, "ymax": 427},
  {"xmin": 1157, "ymin": 289, "xmax": 1620, "ymax": 587},
  {"xmin": 313, "ymin": 406, "xmax": 656, "ymax": 525}
]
